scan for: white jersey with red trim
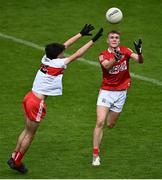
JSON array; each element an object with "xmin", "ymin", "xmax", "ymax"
[{"xmin": 32, "ymin": 55, "xmax": 67, "ymax": 96}]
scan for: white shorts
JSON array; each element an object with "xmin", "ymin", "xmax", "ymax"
[{"xmin": 97, "ymin": 89, "xmax": 127, "ymax": 112}]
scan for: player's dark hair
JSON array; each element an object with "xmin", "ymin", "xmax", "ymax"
[
  {"xmin": 45, "ymin": 43, "xmax": 65, "ymax": 59},
  {"xmin": 108, "ymin": 30, "xmax": 121, "ymax": 36}
]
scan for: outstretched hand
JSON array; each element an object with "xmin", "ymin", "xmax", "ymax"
[
  {"xmin": 134, "ymin": 39, "xmax": 142, "ymax": 55},
  {"xmin": 92, "ymin": 28, "xmax": 103, "ymax": 42},
  {"xmin": 80, "ymin": 24, "xmax": 95, "ymax": 36}
]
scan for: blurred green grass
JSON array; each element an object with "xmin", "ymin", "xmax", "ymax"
[{"xmin": 0, "ymin": 0, "xmax": 162, "ymax": 178}]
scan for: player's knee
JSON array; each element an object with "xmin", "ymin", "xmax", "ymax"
[{"xmin": 96, "ymin": 120, "xmax": 105, "ymax": 128}]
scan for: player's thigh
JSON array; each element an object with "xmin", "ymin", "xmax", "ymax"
[
  {"xmin": 96, "ymin": 105, "xmax": 109, "ymax": 126},
  {"xmin": 22, "ymin": 91, "xmax": 46, "ymax": 123}
]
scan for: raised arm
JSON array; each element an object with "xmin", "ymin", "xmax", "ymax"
[
  {"xmin": 63, "ymin": 24, "xmax": 94, "ymax": 48},
  {"xmin": 64, "ymin": 28, "xmax": 103, "ymax": 65},
  {"xmin": 131, "ymin": 39, "xmax": 144, "ymax": 63}
]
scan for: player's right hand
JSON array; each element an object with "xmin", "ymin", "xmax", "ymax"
[
  {"xmin": 114, "ymin": 49, "xmax": 123, "ymax": 61},
  {"xmin": 80, "ymin": 24, "xmax": 95, "ymax": 36},
  {"xmin": 92, "ymin": 28, "xmax": 103, "ymax": 42}
]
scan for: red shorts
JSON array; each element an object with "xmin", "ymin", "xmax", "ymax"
[{"xmin": 22, "ymin": 91, "xmax": 46, "ymax": 122}]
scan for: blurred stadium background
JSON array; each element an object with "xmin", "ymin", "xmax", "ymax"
[{"xmin": 0, "ymin": 0, "xmax": 162, "ymax": 178}]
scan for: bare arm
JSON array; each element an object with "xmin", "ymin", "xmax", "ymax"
[
  {"xmin": 64, "ymin": 40, "xmax": 94, "ymax": 64},
  {"xmin": 101, "ymin": 52, "xmax": 144, "ymax": 70},
  {"xmin": 63, "ymin": 33, "xmax": 82, "ymax": 48},
  {"xmin": 64, "ymin": 28, "xmax": 103, "ymax": 65},
  {"xmin": 130, "ymin": 53, "xmax": 144, "ymax": 63},
  {"xmin": 100, "ymin": 49, "xmax": 123, "ymax": 70},
  {"xmin": 101, "ymin": 58, "xmax": 116, "ymax": 70},
  {"xmin": 63, "ymin": 24, "xmax": 94, "ymax": 48}
]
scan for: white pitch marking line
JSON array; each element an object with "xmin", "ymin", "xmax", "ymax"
[{"xmin": 0, "ymin": 32, "xmax": 162, "ymax": 86}]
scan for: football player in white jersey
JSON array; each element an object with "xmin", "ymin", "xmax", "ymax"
[{"xmin": 7, "ymin": 24, "xmax": 103, "ymax": 173}]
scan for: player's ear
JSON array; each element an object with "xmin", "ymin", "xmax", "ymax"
[{"xmin": 106, "ymin": 38, "xmax": 109, "ymax": 44}]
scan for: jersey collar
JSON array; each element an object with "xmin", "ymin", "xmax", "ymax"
[{"xmin": 108, "ymin": 47, "xmax": 120, "ymax": 53}]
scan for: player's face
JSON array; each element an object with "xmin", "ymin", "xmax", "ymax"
[{"xmin": 107, "ymin": 33, "xmax": 120, "ymax": 48}]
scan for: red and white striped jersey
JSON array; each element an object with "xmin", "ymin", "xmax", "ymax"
[
  {"xmin": 32, "ymin": 55, "xmax": 67, "ymax": 96},
  {"xmin": 99, "ymin": 46, "xmax": 133, "ymax": 90}
]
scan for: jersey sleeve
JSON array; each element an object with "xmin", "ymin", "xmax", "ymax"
[
  {"xmin": 99, "ymin": 53, "xmax": 109, "ymax": 64},
  {"xmin": 125, "ymin": 47, "xmax": 133, "ymax": 57},
  {"xmin": 41, "ymin": 55, "xmax": 67, "ymax": 69},
  {"xmin": 51, "ymin": 58, "xmax": 67, "ymax": 69}
]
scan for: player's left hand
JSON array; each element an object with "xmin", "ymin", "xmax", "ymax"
[
  {"xmin": 80, "ymin": 24, "xmax": 95, "ymax": 36},
  {"xmin": 114, "ymin": 49, "xmax": 123, "ymax": 61},
  {"xmin": 134, "ymin": 39, "xmax": 142, "ymax": 55},
  {"xmin": 92, "ymin": 28, "xmax": 103, "ymax": 42}
]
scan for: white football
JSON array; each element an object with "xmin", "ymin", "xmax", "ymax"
[{"xmin": 106, "ymin": 7, "xmax": 123, "ymax": 24}]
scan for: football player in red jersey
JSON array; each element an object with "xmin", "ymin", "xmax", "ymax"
[
  {"xmin": 7, "ymin": 24, "xmax": 103, "ymax": 173},
  {"xmin": 92, "ymin": 30, "xmax": 144, "ymax": 166}
]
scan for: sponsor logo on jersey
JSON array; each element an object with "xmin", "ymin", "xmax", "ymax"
[{"xmin": 109, "ymin": 60, "xmax": 127, "ymax": 74}]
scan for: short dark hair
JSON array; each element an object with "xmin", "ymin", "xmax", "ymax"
[
  {"xmin": 108, "ymin": 30, "xmax": 121, "ymax": 36},
  {"xmin": 45, "ymin": 43, "xmax": 65, "ymax": 59}
]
